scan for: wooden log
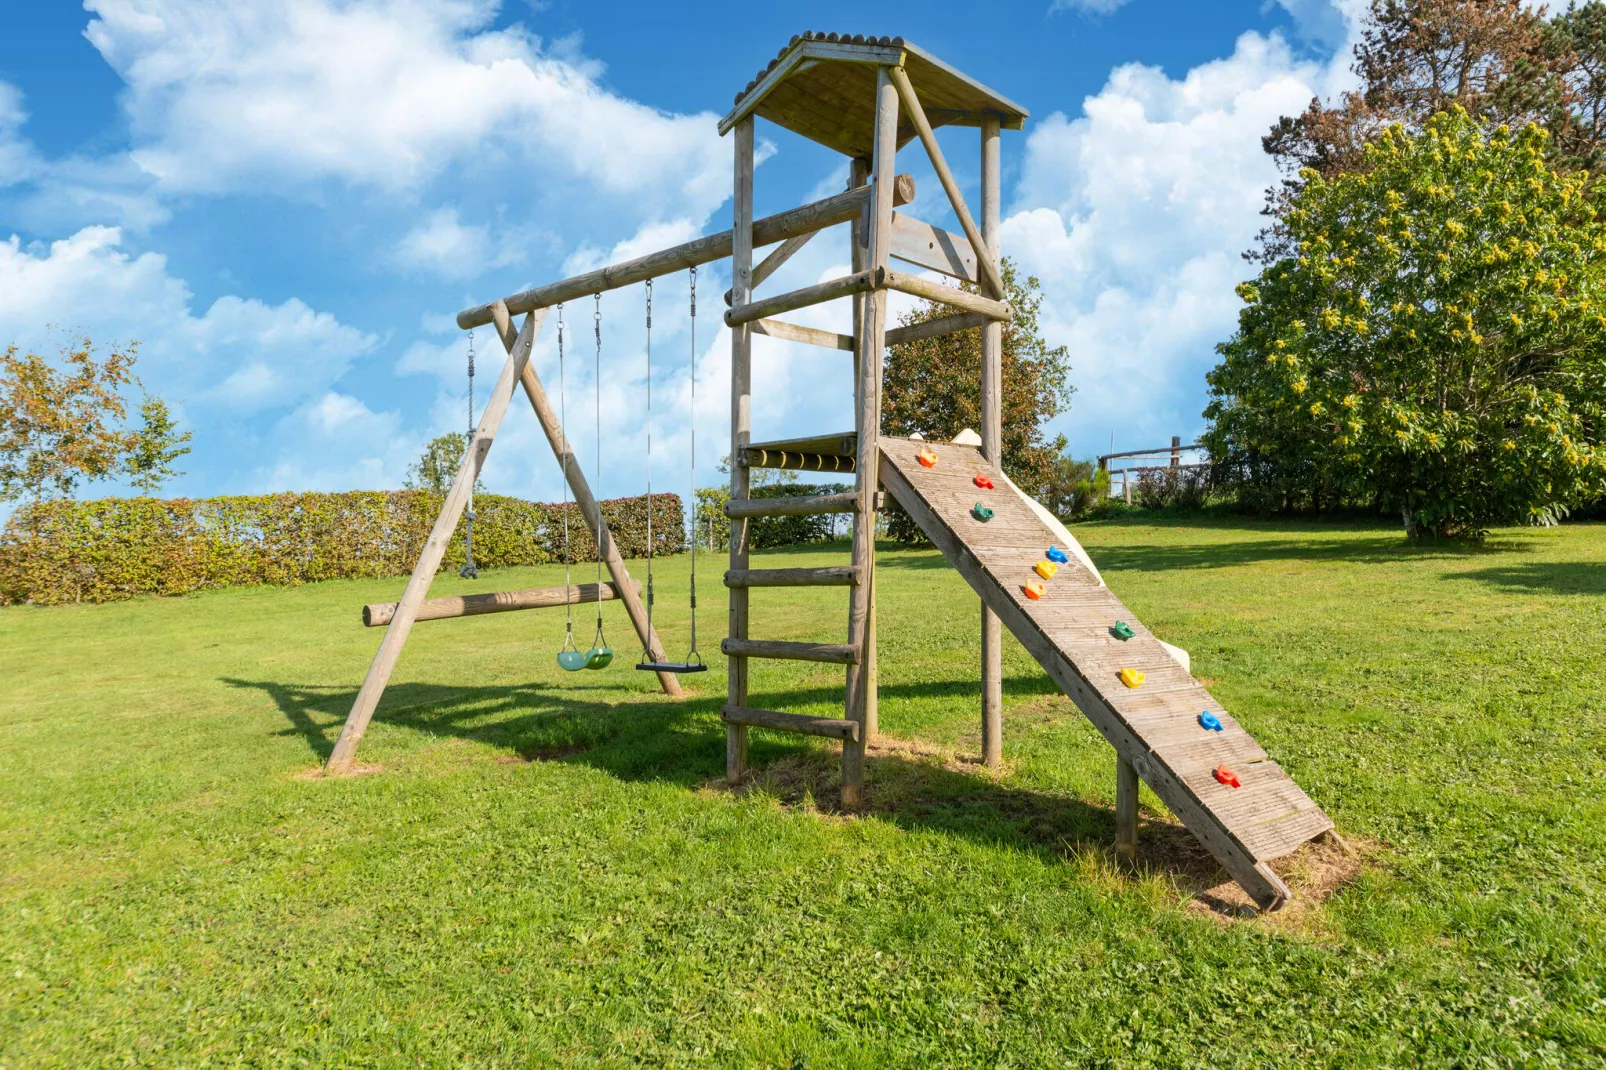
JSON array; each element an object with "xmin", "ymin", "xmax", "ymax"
[
  {"xmin": 980, "ymin": 113, "xmax": 1004, "ymax": 770},
  {"xmin": 491, "ymin": 305, "xmax": 681, "ymax": 698},
  {"xmin": 724, "ymin": 271, "xmax": 875, "ymax": 328},
  {"xmin": 720, "ymin": 704, "xmax": 860, "ymax": 742},
  {"xmin": 850, "ymin": 156, "xmax": 877, "ymax": 750},
  {"xmin": 725, "ymin": 492, "xmax": 858, "ymax": 518},
  {"xmin": 728, "ymin": 116, "xmax": 755, "ymax": 785},
  {"xmin": 890, "ymin": 212, "xmax": 978, "ymax": 283},
  {"xmin": 325, "ymin": 306, "xmax": 542, "ymax": 775},
  {"xmin": 724, "ymin": 566, "xmax": 860, "ymax": 588},
  {"xmin": 362, "ymin": 579, "xmax": 639, "ymax": 627},
  {"xmin": 751, "ymin": 318, "xmax": 853, "ymax": 351},
  {"xmin": 457, "ymin": 175, "xmax": 916, "ymax": 329},
  {"xmin": 885, "ymin": 312, "xmax": 990, "ymax": 348},
  {"xmin": 721, "ymin": 638, "xmax": 860, "ymax": 665},
  {"xmin": 740, "ymin": 449, "xmax": 857, "ymax": 473},
  {"xmin": 888, "ymin": 65, "xmax": 1005, "ymax": 301},
  {"xmin": 1115, "ymin": 752, "xmax": 1139, "ymax": 864},
  {"xmin": 880, "ymin": 268, "xmax": 1011, "ymax": 321},
  {"xmin": 725, "ymin": 233, "xmax": 815, "ymax": 306}
]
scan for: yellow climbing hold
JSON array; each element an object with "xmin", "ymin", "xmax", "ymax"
[
  {"xmin": 1034, "ymin": 560, "xmax": 1058, "ymax": 580},
  {"xmin": 1119, "ymin": 668, "xmax": 1146, "ymax": 689}
]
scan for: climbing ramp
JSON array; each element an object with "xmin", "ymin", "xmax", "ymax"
[{"xmin": 878, "ymin": 436, "xmax": 1333, "ymax": 909}]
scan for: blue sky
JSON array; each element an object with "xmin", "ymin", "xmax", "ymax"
[{"xmin": 0, "ymin": 0, "xmax": 1362, "ymax": 504}]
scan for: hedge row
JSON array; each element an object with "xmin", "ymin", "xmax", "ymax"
[{"xmin": 0, "ymin": 490, "xmax": 684, "ymax": 606}]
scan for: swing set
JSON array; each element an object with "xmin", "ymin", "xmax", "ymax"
[{"xmin": 332, "ymin": 33, "xmax": 1333, "ymax": 911}]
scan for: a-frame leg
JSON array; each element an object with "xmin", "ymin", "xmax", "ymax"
[
  {"xmin": 486, "ymin": 303, "xmax": 682, "ymax": 698},
  {"xmin": 326, "ymin": 304, "xmax": 544, "ymax": 774}
]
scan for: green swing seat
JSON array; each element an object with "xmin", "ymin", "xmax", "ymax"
[{"xmin": 557, "ymin": 647, "xmax": 589, "ymax": 672}]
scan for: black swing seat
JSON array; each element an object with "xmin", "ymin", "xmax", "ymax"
[{"xmin": 635, "ymin": 660, "xmax": 709, "ymax": 673}]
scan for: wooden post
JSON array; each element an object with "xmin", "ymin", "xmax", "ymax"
[
  {"xmin": 1171, "ymin": 435, "xmax": 1182, "ymax": 467},
  {"xmin": 979, "ymin": 113, "xmax": 1003, "ymax": 770},
  {"xmin": 325, "ymin": 306, "xmax": 542, "ymax": 774},
  {"xmin": 848, "ymin": 156, "xmax": 877, "ymax": 746},
  {"xmin": 727, "ymin": 116, "xmax": 755, "ymax": 785},
  {"xmin": 1115, "ymin": 753, "xmax": 1139, "ymax": 864},
  {"xmin": 486, "ymin": 304, "xmax": 682, "ymax": 699},
  {"xmin": 843, "ymin": 68, "xmax": 899, "ymax": 809}
]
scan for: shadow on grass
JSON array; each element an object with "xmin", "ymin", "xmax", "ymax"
[
  {"xmin": 227, "ymin": 673, "xmax": 1226, "ymax": 893},
  {"xmin": 1085, "ymin": 533, "xmax": 1510, "ymax": 573},
  {"xmin": 1447, "ymin": 560, "xmax": 1606, "ymax": 596}
]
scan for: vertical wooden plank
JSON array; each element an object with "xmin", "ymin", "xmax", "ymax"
[
  {"xmin": 727, "ymin": 116, "xmax": 755, "ymax": 785},
  {"xmin": 848, "ymin": 156, "xmax": 877, "ymax": 746},
  {"xmin": 842, "ymin": 68, "xmax": 900, "ymax": 809},
  {"xmin": 325, "ymin": 307, "xmax": 542, "ymax": 774},
  {"xmin": 1115, "ymin": 753, "xmax": 1139, "ymax": 864},
  {"xmin": 489, "ymin": 305, "xmax": 681, "ymax": 699},
  {"xmin": 979, "ymin": 114, "xmax": 1004, "ymax": 770}
]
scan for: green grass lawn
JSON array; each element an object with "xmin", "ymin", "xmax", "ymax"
[{"xmin": 2, "ymin": 515, "xmax": 1604, "ymax": 1066}]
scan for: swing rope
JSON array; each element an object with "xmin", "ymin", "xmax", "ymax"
[
  {"xmin": 555, "ymin": 304, "xmax": 582, "ymax": 667},
  {"xmin": 642, "ymin": 279, "xmax": 656, "ymax": 663},
  {"xmin": 686, "ymin": 266, "xmax": 703, "ymax": 668},
  {"xmin": 459, "ymin": 330, "xmax": 479, "ymax": 579},
  {"xmin": 586, "ymin": 293, "xmax": 612, "ymax": 667}
]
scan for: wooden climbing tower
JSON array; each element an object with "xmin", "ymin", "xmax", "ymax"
[{"xmin": 327, "ymin": 32, "xmax": 1332, "ymax": 910}]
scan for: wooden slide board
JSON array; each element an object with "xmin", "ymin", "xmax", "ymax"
[{"xmin": 878, "ymin": 437, "xmax": 1332, "ymax": 909}]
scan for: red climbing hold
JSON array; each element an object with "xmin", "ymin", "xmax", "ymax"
[
  {"xmin": 973, "ymin": 473, "xmax": 994, "ymax": 489},
  {"xmin": 1213, "ymin": 765, "xmax": 1241, "ymax": 789}
]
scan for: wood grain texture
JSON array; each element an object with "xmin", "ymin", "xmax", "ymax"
[
  {"xmin": 880, "ymin": 268, "xmax": 1010, "ymax": 320},
  {"xmin": 750, "ymin": 317, "xmax": 853, "ymax": 351},
  {"xmin": 889, "ymin": 212, "xmax": 978, "ymax": 283},
  {"xmin": 727, "ymin": 116, "xmax": 755, "ymax": 784},
  {"xmin": 362, "ymin": 579, "xmax": 638, "ymax": 627},
  {"xmin": 979, "ymin": 112, "xmax": 1004, "ymax": 770},
  {"xmin": 724, "ymin": 492, "xmax": 858, "ymax": 518},
  {"xmin": 724, "ymin": 566, "xmax": 859, "ymax": 588},
  {"xmin": 721, "ymin": 638, "xmax": 859, "ymax": 665},
  {"xmin": 721, "ymin": 704, "xmax": 860, "ymax": 742},
  {"xmin": 724, "ymin": 271, "xmax": 875, "ymax": 327},
  {"xmin": 885, "ymin": 311, "xmax": 989, "ymax": 348}
]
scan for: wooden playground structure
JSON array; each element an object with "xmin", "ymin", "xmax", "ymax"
[{"xmin": 325, "ymin": 33, "xmax": 1333, "ymax": 910}]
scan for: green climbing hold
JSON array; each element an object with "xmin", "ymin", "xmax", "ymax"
[
  {"xmin": 972, "ymin": 503, "xmax": 994, "ymax": 522},
  {"xmin": 1112, "ymin": 620, "xmax": 1136, "ymax": 641}
]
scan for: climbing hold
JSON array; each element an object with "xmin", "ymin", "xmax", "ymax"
[
  {"xmin": 1214, "ymin": 764, "xmax": 1242, "ymax": 789},
  {"xmin": 1111, "ymin": 620, "xmax": 1136, "ymax": 641},
  {"xmin": 1034, "ymin": 560, "xmax": 1058, "ymax": 580},
  {"xmin": 1198, "ymin": 711, "xmax": 1224, "ymax": 732},
  {"xmin": 973, "ymin": 473, "xmax": 994, "ymax": 489},
  {"xmin": 1045, "ymin": 546, "xmax": 1068, "ymax": 564},
  {"xmin": 972, "ymin": 503, "xmax": 994, "ymax": 522},
  {"xmin": 1119, "ymin": 667, "xmax": 1145, "ymax": 689},
  {"xmin": 917, "ymin": 447, "xmax": 938, "ymax": 467},
  {"xmin": 1023, "ymin": 580, "xmax": 1045, "ymax": 600}
]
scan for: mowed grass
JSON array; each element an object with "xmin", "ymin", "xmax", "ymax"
[{"xmin": 2, "ymin": 516, "xmax": 1604, "ymax": 1066}]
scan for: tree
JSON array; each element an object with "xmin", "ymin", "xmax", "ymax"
[
  {"xmin": 0, "ymin": 339, "xmax": 140, "ymax": 505},
  {"xmin": 1206, "ymin": 111, "xmax": 1606, "ymax": 538},
  {"xmin": 881, "ymin": 260, "xmax": 1072, "ymax": 540},
  {"xmin": 405, "ymin": 432, "xmax": 485, "ymax": 495},
  {"xmin": 125, "ymin": 396, "xmax": 192, "ymax": 496}
]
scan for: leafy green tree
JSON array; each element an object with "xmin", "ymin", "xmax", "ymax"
[
  {"xmin": 405, "ymin": 431, "xmax": 484, "ymax": 496},
  {"xmin": 125, "ymin": 397, "xmax": 193, "ymax": 496},
  {"xmin": 1206, "ymin": 110, "xmax": 1606, "ymax": 538},
  {"xmin": 0, "ymin": 340, "xmax": 140, "ymax": 505}
]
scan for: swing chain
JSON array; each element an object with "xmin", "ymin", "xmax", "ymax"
[
  {"xmin": 459, "ymin": 329, "xmax": 479, "ymax": 580},
  {"xmin": 557, "ymin": 304, "xmax": 577, "ymax": 651},
  {"xmin": 642, "ymin": 278, "xmax": 655, "ymax": 663},
  {"xmin": 687, "ymin": 265, "xmax": 699, "ymax": 663}
]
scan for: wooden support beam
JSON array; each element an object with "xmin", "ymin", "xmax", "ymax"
[
  {"xmin": 881, "ymin": 269, "xmax": 1011, "ymax": 321},
  {"xmin": 728, "ymin": 115, "xmax": 755, "ymax": 785},
  {"xmin": 721, "ymin": 638, "xmax": 860, "ymax": 665},
  {"xmin": 362, "ymin": 580, "xmax": 638, "ymax": 627},
  {"xmin": 1115, "ymin": 753, "xmax": 1140, "ymax": 864},
  {"xmin": 720, "ymin": 704, "xmax": 860, "ymax": 742},
  {"xmin": 488, "ymin": 304, "xmax": 682, "ymax": 699},
  {"xmin": 325, "ymin": 306, "xmax": 542, "ymax": 775},
  {"xmin": 890, "ymin": 212, "xmax": 977, "ymax": 283},
  {"xmin": 885, "ymin": 312, "xmax": 990, "ymax": 348},
  {"xmin": 458, "ymin": 175, "xmax": 915, "ymax": 329},
  {"xmin": 725, "ymin": 232, "xmax": 815, "ymax": 306},
  {"xmin": 980, "ymin": 113, "xmax": 1004, "ymax": 771},
  {"xmin": 888, "ymin": 65, "xmax": 1006, "ymax": 301},
  {"xmin": 724, "ymin": 566, "xmax": 859, "ymax": 588},
  {"xmin": 724, "ymin": 271, "xmax": 875, "ymax": 328},
  {"xmin": 724, "ymin": 492, "xmax": 858, "ymax": 518},
  {"xmin": 751, "ymin": 318, "xmax": 853, "ymax": 351},
  {"xmin": 740, "ymin": 449, "xmax": 856, "ymax": 473}
]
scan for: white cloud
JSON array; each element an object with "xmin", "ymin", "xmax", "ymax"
[
  {"xmin": 1051, "ymin": 0, "xmax": 1138, "ymax": 14},
  {"xmin": 395, "ymin": 205, "xmax": 526, "ymax": 279},
  {"xmin": 1001, "ymin": 25, "xmax": 1360, "ymax": 455},
  {"xmin": 0, "ymin": 82, "xmax": 39, "ymax": 187},
  {"xmin": 252, "ymin": 391, "xmax": 414, "ymax": 491},
  {"xmin": 0, "ymin": 226, "xmax": 377, "ymax": 412}
]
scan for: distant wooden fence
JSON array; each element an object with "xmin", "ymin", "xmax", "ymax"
[{"xmin": 1097, "ymin": 437, "xmax": 1206, "ymax": 503}]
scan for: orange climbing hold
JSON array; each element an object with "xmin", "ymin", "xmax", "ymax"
[
  {"xmin": 1023, "ymin": 580, "xmax": 1045, "ymax": 600},
  {"xmin": 917, "ymin": 447, "xmax": 938, "ymax": 467},
  {"xmin": 1214, "ymin": 765, "xmax": 1241, "ymax": 788},
  {"xmin": 1118, "ymin": 667, "xmax": 1145, "ymax": 688},
  {"xmin": 973, "ymin": 473, "xmax": 994, "ymax": 489},
  {"xmin": 1034, "ymin": 560, "xmax": 1058, "ymax": 580}
]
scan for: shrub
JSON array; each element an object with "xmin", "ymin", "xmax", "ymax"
[
  {"xmin": 1134, "ymin": 467, "xmax": 1212, "ymax": 511},
  {"xmin": 1041, "ymin": 455, "xmax": 1111, "ymax": 519},
  {"xmin": 0, "ymin": 490, "xmax": 682, "ymax": 606}
]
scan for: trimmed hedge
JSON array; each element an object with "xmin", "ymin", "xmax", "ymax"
[
  {"xmin": 0, "ymin": 490, "xmax": 683, "ymax": 606},
  {"xmin": 749, "ymin": 482, "xmax": 853, "ymax": 549}
]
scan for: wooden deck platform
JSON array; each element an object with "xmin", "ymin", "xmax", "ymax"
[{"xmin": 878, "ymin": 437, "xmax": 1332, "ymax": 908}]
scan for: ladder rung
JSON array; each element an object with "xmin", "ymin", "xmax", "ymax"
[
  {"xmin": 720, "ymin": 704, "xmax": 860, "ymax": 741},
  {"xmin": 725, "ymin": 492, "xmax": 859, "ymax": 519},
  {"xmin": 721, "ymin": 638, "xmax": 859, "ymax": 664},
  {"xmin": 724, "ymin": 567, "xmax": 860, "ymax": 588}
]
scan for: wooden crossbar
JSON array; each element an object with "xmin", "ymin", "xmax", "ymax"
[
  {"xmin": 721, "ymin": 638, "xmax": 860, "ymax": 665},
  {"xmin": 724, "ymin": 567, "xmax": 860, "ymax": 588},
  {"xmin": 362, "ymin": 580, "xmax": 638, "ymax": 627},
  {"xmin": 721, "ymin": 704, "xmax": 861, "ymax": 742},
  {"xmin": 724, "ymin": 492, "xmax": 858, "ymax": 518}
]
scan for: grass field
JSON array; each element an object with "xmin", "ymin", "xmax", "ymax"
[{"xmin": 2, "ymin": 515, "xmax": 1604, "ymax": 1066}]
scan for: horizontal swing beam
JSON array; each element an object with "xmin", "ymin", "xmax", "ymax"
[
  {"xmin": 362, "ymin": 580, "xmax": 641, "ymax": 627},
  {"xmin": 456, "ymin": 175, "xmax": 916, "ymax": 329}
]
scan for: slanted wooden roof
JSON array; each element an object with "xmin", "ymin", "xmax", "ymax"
[{"xmin": 718, "ymin": 33, "xmax": 1028, "ymax": 158}]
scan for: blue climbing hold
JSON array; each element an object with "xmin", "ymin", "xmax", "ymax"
[
  {"xmin": 1198, "ymin": 711, "xmax": 1224, "ymax": 732},
  {"xmin": 1045, "ymin": 546, "xmax": 1069, "ymax": 564}
]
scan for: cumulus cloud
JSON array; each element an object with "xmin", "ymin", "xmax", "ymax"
[
  {"xmin": 1051, "ymin": 0, "xmax": 1139, "ymax": 14},
  {"xmin": 0, "ymin": 82, "xmax": 40, "ymax": 188},
  {"xmin": 1001, "ymin": 24, "xmax": 1360, "ymax": 455}
]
